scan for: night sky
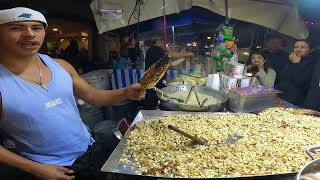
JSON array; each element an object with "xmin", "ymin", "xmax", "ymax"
[{"xmin": 299, "ymin": 0, "xmax": 320, "ymax": 42}]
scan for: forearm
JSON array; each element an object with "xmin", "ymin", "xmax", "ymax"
[
  {"xmin": 169, "ymin": 51, "xmax": 192, "ymax": 60},
  {"xmin": 0, "ymin": 146, "xmax": 41, "ymax": 175},
  {"xmin": 88, "ymin": 88, "xmax": 129, "ymax": 107}
]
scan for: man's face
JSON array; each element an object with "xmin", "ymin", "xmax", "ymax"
[
  {"xmin": 266, "ymin": 38, "xmax": 283, "ymax": 52},
  {"xmin": 0, "ymin": 21, "xmax": 45, "ymax": 57},
  {"xmin": 156, "ymin": 39, "xmax": 165, "ymax": 49},
  {"xmin": 293, "ymin": 41, "xmax": 311, "ymax": 57}
]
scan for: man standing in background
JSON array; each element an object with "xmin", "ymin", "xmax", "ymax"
[
  {"xmin": 264, "ymin": 34, "xmax": 289, "ymax": 86},
  {"xmin": 142, "ymin": 37, "xmax": 193, "ymax": 110}
]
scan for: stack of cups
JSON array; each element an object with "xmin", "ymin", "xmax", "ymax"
[
  {"xmin": 231, "ymin": 62, "xmax": 245, "ymax": 77},
  {"xmin": 206, "ymin": 74, "xmax": 220, "ymax": 91},
  {"xmin": 240, "ymin": 78, "xmax": 251, "ymax": 87},
  {"xmin": 227, "ymin": 77, "xmax": 238, "ymax": 89},
  {"xmin": 206, "ymin": 74, "xmax": 213, "ymax": 88},
  {"xmin": 220, "ymin": 74, "xmax": 237, "ymax": 92}
]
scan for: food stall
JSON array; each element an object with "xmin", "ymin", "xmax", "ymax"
[
  {"xmin": 100, "ymin": 26, "xmax": 317, "ymax": 180},
  {"xmin": 87, "ymin": 1, "xmax": 319, "ymax": 179}
]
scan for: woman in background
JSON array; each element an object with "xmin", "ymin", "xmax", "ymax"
[{"xmin": 246, "ymin": 49, "xmax": 276, "ymax": 88}]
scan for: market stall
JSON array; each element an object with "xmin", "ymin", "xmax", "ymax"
[
  {"xmin": 88, "ymin": 1, "xmax": 320, "ymax": 179},
  {"xmin": 100, "ymin": 39, "xmax": 316, "ymax": 179}
]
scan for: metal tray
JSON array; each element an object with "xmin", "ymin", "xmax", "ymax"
[
  {"xmin": 101, "ymin": 110, "xmax": 296, "ymax": 180},
  {"xmin": 101, "ymin": 110, "xmax": 191, "ymax": 175}
]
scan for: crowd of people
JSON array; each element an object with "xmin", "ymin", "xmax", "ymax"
[
  {"xmin": 142, "ymin": 34, "xmax": 320, "ymax": 111},
  {"xmin": 247, "ymin": 35, "xmax": 319, "ymax": 111}
]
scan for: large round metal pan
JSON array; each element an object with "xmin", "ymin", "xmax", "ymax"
[
  {"xmin": 296, "ymin": 145, "xmax": 320, "ymax": 180},
  {"xmin": 156, "ymin": 85, "xmax": 228, "ymax": 112}
]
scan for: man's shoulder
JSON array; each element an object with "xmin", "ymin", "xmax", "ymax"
[
  {"xmin": 38, "ymin": 53, "xmax": 63, "ymax": 65},
  {"xmin": 54, "ymin": 59, "xmax": 78, "ymax": 77},
  {"xmin": 54, "ymin": 59, "xmax": 72, "ymax": 70}
]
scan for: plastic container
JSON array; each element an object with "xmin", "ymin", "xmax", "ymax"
[
  {"xmin": 79, "ymin": 69, "xmax": 113, "ymax": 129},
  {"xmin": 228, "ymin": 90, "xmax": 280, "ymax": 112},
  {"xmin": 79, "ymin": 106, "xmax": 105, "ymax": 130},
  {"xmin": 81, "ymin": 69, "xmax": 111, "ymax": 89},
  {"xmin": 93, "ymin": 120, "xmax": 119, "ymax": 147}
]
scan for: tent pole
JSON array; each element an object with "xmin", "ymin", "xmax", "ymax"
[
  {"xmin": 225, "ymin": 0, "xmax": 229, "ymax": 19},
  {"xmin": 172, "ymin": 26, "xmax": 175, "ymax": 50},
  {"xmin": 163, "ymin": 0, "xmax": 167, "ymax": 45}
]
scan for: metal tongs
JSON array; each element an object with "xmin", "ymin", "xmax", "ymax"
[
  {"xmin": 168, "ymin": 125, "xmax": 208, "ymax": 145},
  {"xmin": 183, "ymin": 86, "xmax": 215, "ymax": 107},
  {"xmin": 184, "ymin": 86, "xmax": 202, "ymax": 106}
]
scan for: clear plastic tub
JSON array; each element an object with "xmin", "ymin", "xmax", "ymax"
[{"xmin": 228, "ymin": 89, "xmax": 280, "ymax": 112}]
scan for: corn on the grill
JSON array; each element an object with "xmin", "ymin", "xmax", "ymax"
[{"xmin": 120, "ymin": 108, "xmax": 320, "ymax": 178}]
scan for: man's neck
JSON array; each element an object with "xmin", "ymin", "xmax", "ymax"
[{"xmin": 0, "ymin": 53, "xmax": 38, "ymax": 74}]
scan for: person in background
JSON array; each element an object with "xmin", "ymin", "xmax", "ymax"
[
  {"xmin": 142, "ymin": 37, "xmax": 193, "ymax": 110},
  {"xmin": 264, "ymin": 34, "xmax": 289, "ymax": 85},
  {"xmin": 65, "ymin": 38, "xmax": 80, "ymax": 71},
  {"xmin": 276, "ymin": 39, "xmax": 317, "ymax": 106},
  {"xmin": 144, "ymin": 37, "xmax": 166, "ymax": 72},
  {"xmin": 65, "ymin": 38, "xmax": 79, "ymax": 60},
  {"xmin": 303, "ymin": 57, "xmax": 320, "ymax": 111},
  {"xmin": 72, "ymin": 48, "xmax": 89, "ymax": 75},
  {"xmin": 0, "ymin": 7, "xmax": 145, "ymax": 180},
  {"xmin": 246, "ymin": 49, "xmax": 276, "ymax": 88}
]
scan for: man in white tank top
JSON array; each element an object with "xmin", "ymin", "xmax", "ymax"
[{"xmin": 0, "ymin": 7, "xmax": 147, "ymax": 180}]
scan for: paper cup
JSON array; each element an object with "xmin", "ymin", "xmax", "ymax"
[
  {"xmin": 228, "ymin": 77, "xmax": 237, "ymax": 89},
  {"xmin": 211, "ymin": 74, "xmax": 220, "ymax": 90},
  {"xmin": 240, "ymin": 78, "xmax": 251, "ymax": 87},
  {"xmin": 206, "ymin": 74, "xmax": 213, "ymax": 88}
]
